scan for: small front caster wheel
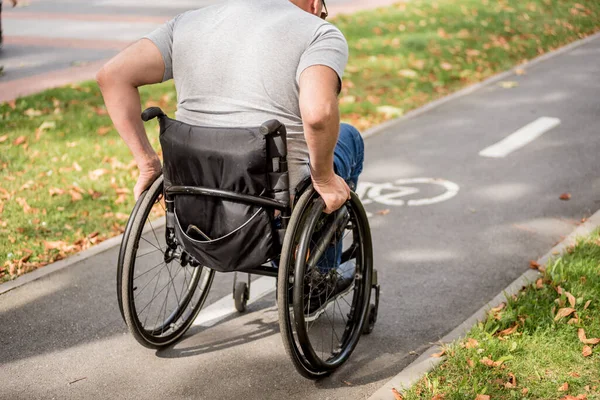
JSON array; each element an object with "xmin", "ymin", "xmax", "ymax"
[
  {"xmin": 363, "ymin": 304, "xmax": 377, "ymax": 335},
  {"xmin": 234, "ymin": 282, "xmax": 249, "ymax": 313}
]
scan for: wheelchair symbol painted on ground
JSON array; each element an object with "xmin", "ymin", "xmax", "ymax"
[{"xmin": 356, "ymin": 178, "xmax": 460, "ymax": 209}]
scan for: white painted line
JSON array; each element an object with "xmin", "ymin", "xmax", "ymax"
[
  {"xmin": 192, "ymin": 276, "xmax": 276, "ymax": 328},
  {"xmin": 479, "ymin": 117, "xmax": 561, "ymax": 158}
]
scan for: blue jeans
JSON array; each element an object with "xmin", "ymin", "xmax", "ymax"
[{"xmin": 318, "ymin": 123, "xmax": 364, "ymax": 272}]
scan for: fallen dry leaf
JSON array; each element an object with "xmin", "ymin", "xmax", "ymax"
[
  {"xmin": 529, "ymin": 260, "xmax": 541, "ymax": 270},
  {"xmin": 475, "ymin": 395, "xmax": 490, "ymax": 400},
  {"xmin": 392, "ymin": 388, "xmax": 404, "ymax": 400},
  {"xmin": 398, "ymin": 69, "xmax": 418, "ymax": 78},
  {"xmin": 481, "ymin": 357, "xmax": 503, "ymax": 368},
  {"xmin": 377, "ymin": 209, "xmax": 391, "ymax": 216},
  {"xmin": 560, "ymin": 193, "xmax": 572, "ymax": 201},
  {"xmin": 89, "ymin": 169, "xmax": 109, "ymax": 181},
  {"xmin": 582, "ymin": 346, "xmax": 592, "ymax": 357},
  {"xmin": 554, "ymin": 308, "xmax": 576, "ymax": 321},
  {"xmin": 466, "ymin": 358, "xmax": 475, "ymax": 368},
  {"xmin": 13, "ymin": 136, "xmax": 27, "ymax": 146},
  {"xmin": 536, "ymin": 278, "xmax": 544, "ymax": 289},
  {"xmin": 515, "ymin": 68, "xmax": 527, "ymax": 75},
  {"xmin": 73, "ymin": 162, "xmax": 83, "ymax": 172},
  {"xmin": 566, "ymin": 292, "xmax": 576, "ymax": 308},
  {"xmin": 440, "ymin": 62, "xmax": 453, "ymax": 71},
  {"xmin": 491, "ymin": 303, "xmax": 506, "ymax": 313},
  {"xmin": 578, "ymin": 329, "xmax": 600, "ymax": 345},
  {"xmin": 69, "ymin": 189, "xmax": 83, "ymax": 202},
  {"xmin": 583, "ymin": 300, "xmax": 591, "ymax": 310},
  {"xmin": 498, "ymin": 324, "xmax": 519, "ymax": 337},
  {"xmin": 505, "ymin": 372, "xmax": 517, "ymax": 389},
  {"xmin": 24, "ymin": 108, "xmax": 42, "ymax": 117},
  {"xmin": 464, "ymin": 338, "xmax": 479, "ymax": 349},
  {"xmin": 93, "ymin": 106, "xmax": 108, "ymax": 116},
  {"xmin": 558, "ymin": 382, "xmax": 569, "ymax": 392},
  {"xmin": 570, "ymin": 372, "xmax": 581, "ymax": 378},
  {"xmin": 431, "ymin": 349, "xmax": 446, "ymax": 358},
  {"xmin": 499, "ymin": 81, "xmax": 519, "ymax": 88},
  {"xmin": 0, "ymin": 135, "xmax": 8, "ymax": 143},
  {"xmin": 431, "ymin": 395, "xmax": 445, "ymax": 400},
  {"xmin": 97, "ymin": 126, "xmax": 112, "ymax": 136},
  {"xmin": 16, "ymin": 197, "xmax": 33, "ymax": 214},
  {"xmin": 522, "ymin": 388, "xmax": 529, "ymax": 395}
]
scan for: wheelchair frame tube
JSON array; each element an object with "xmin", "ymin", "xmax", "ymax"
[{"xmin": 165, "ymin": 186, "xmax": 288, "ymax": 211}]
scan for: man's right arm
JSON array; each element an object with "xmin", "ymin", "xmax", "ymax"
[{"xmin": 299, "ymin": 65, "xmax": 350, "ymax": 214}]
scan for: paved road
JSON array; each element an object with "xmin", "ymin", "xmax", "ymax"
[
  {"xmin": 0, "ymin": 0, "xmax": 398, "ymax": 101},
  {"xmin": 1, "ymin": 31, "xmax": 600, "ymax": 400}
]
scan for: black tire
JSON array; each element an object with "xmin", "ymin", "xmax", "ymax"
[
  {"xmin": 120, "ymin": 175, "xmax": 214, "ymax": 349},
  {"xmin": 277, "ymin": 186, "xmax": 373, "ymax": 379},
  {"xmin": 234, "ymin": 282, "xmax": 248, "ymax": 313}
]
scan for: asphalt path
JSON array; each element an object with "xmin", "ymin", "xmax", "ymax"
[{"xmin": 1, "ymin": 35, "xmax": 599, "ymax": 400}]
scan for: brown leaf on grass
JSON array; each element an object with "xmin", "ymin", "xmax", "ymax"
[
  {"xmin": 566, "ymin": 291, "xmax": 576, "ymax": 308},
  {"xmin": 13, "ymin": 136, "xmax": 27, "ymax": 146},
  {"xmin": 558, "ymin": 382, "xmax": 569, "ymax": 392},
  {"xmin": 555, "ymin": 308, "xmax": 576, "ymax": 321},
  {"xmin": 475, "ymin": 395, "xmax": 490, "ymax": 400},
  {"xmin": 536, "ymin": 278, "xmax": 544, "ymax": 289},
  {"xmin": 49, "ymin": 188, "xmax": 65, "ymax": 196},
  {"xmin": 115, "ymin": 213, "xmax": 129, "ymax": 221},
  {"xmin": 569, "ymin": 372, "xmax": 581, "ymax": 378},
  {"xmin": 73, "ymin": 162, "xmax": 82, "ymax": 172},
  {"xmin": 16, "ymin": 197, "xmax": 33, "ymax": 214},
  {"xmin": 115, "ymin": 187, "xmax": 131, "ymax": 195},
  {"xmin": 560, "ymin": 193, "xmax": 572, "ymax": 201},
  {"xmin": 431, "ymin": 349, "xmax": 446, "ymax": 358},
  {"xmin": 89, "ymin": 169, "xmax": 109, "ymax": 181},
  {"xmin": 0, "ymin": 135, "xmax": 8, "ymax": 143},
  {"xmin": 392, "ymin": 388, "xmax": 404, "ymax": 400},
  {"xmin": 557, "ymin": 286, "xmax": 564, "ymax": 295},
  {"xmin": 505, "ymin": 373, "xmax": 517, "ymax": 389},
  {"xmin": 377, "ymin": 209, "xmax": 391, "ymax": 216},
  {"xmin": 582, "ymin": 346, "xmax": 592, "ymax": 357},
  {"xmin": 24, "ymin": 108, "xmax": 42, "ymax": 117},
  {"xmin": 466, "ymin": 49, "xmax": 481, "ymax": 56},
  {"xmin": 35, "ymin": 121, "xmax": 55, "ymax": 141},
  {"xmin": 522, "ymin": 388, "xmax": 529, "ymax": 395},
  {"xmin": 466, "ymin": 358, "xmax": 475, "ymax": 368},
  {"xmin": 97, "ymin": 126, "xmax": 112, "ymax": 136},
  {"xmin": 93, "ymin": 106, "xmax": 108, "ymax": 116},
  {"xmin": 398, "ymin": 69, "xmax": 418, "ymax": 78},
  {"xmin": 115, "ymin": 194, "xmax": 127, "ymax": 205},
  {"xmin": 529, "ymin": 260, "xmax": 541, "ymax": 269},
  {"xmin": 498, "ymin": 324, "xmax": 518, "ymax": 337},
  {"xmin": 578, "ymin": 329, "xmax": 600, "ymax": 345},
  {"xmin": 480, "ymin": 357, "xmax": 503, "ymax": 367},
  {"xmin": 491, "ymin": 303, "xmax": 506, "ymax": 313},
  {"xmin": 440, "ymin": 62, "xmax": 453, "ymax": 71},
  {"xmin": 431, "ymin": 395, "xmax": 445, "ymax": 400},
  {"xmin": 584, "ymin": 300, "xmax": 591, "ymax": 310},
  {"xmin": 464, "ymin": 338, "xmax": 479, "ymax": 349},
  {"xmin": 69, "ymin": 189, "xmax": 83, "ymax": 202}
]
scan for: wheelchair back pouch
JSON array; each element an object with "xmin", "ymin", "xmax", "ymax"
[{"xmin": 159, "ymin": 117, "xmax": 287, "ymax": 272}]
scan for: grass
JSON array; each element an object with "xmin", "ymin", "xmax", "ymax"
[
  {"xmin": 1, "ymin": 0, "xmax": 600, "ymax": 281},
  {"xmin": 400, "ymin": 231, "xmax": 600, "ymax": 400}
]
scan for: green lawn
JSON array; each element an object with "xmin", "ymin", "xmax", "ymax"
[
  {"xmin": 401, "ymin": 232, "xmax": 600, "ymax": 400},
  {"xmin": 1, "ymin": 0, "xmax": 599, "ymax": 281}
]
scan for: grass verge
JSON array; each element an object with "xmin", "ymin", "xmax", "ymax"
[
  {"xmin": 1, "ymin": 0, "xmax": 600, "ymax": 281},
  {"xmin": 400, "ymin": 231, "xmax": 600, "ymax": 400}
]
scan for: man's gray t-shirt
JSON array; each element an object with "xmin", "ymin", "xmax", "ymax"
[{"xmin": 145, "ymin": 0, "xmax": 348, "ymax": 189}]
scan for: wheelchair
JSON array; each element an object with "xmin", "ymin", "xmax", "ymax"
[{"xmin": 116, "ymin": 107, "xmax": 380, "ymax": 379}]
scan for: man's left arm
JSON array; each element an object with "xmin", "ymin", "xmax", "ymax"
[{"xmin": 96, "ymin": 39, "xmax": 165, "ymax": 199}]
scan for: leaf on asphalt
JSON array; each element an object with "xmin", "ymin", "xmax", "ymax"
[
  {"xmin": 431, "ymin": 349, "xmax": 446, "ymax": 358},
  {"xmin": 498, "ymin": 81, "xmax": 519, "ymax": 89},
  {"xmin": 97, "ymin": 126, "xmax": 112, "ymax": 136},
  {"xmin": 529, "ymin": 260, "xmax": 541, "ymax": 270},
  {"xmin": 377, "ymin": 209, "xmax": 391, "ymax": 216},
  {"xmin": 584, "ymin": 300, "xmax": 591, "ymax": 310},
  {"xmin": 475, "ymin": 395, "xmax": 490, "ymax": 400},
  {"xmin": 560, "ymin": 193, "xmax": 572, "ymax": 200},
  {"xmin": 555, "ymin": 308, "xmax": 576, "ymax": 321},
  {"xmin": 578, "ymin": 329, "xmax": 600, "ymax": 345},
  {"xmin": 558, "ymin": 382, "xmax": 569, "ymax": 392},
  {"xmin": 498, "ymin": 324, "xmax": 519, "ymax": 337},
  {"xmin": 566, "ymin": 291, "xmax": 577, "ymax": 308},
  {"xmin": 392, "ymin": 388, "xmax": 404, "ymax": 400},
  {"xmin": 88, "ymin": 169, "xmax": 109, "ymax": 181},
  {"xmin": 13, "ymin": 136, "xmax": 27, "ymax": 146},
  {"xmin": 582, "ymin": 346, "xmax": 592, "ymax": 357}
]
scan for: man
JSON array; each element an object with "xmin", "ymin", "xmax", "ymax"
[
  {"xmin": 0, "ymin": 0, "xmax": 18, "ymax": 50},
  {"xmin": 97, "ymin": 0, "xmax": 364, "ymax": 215}
]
